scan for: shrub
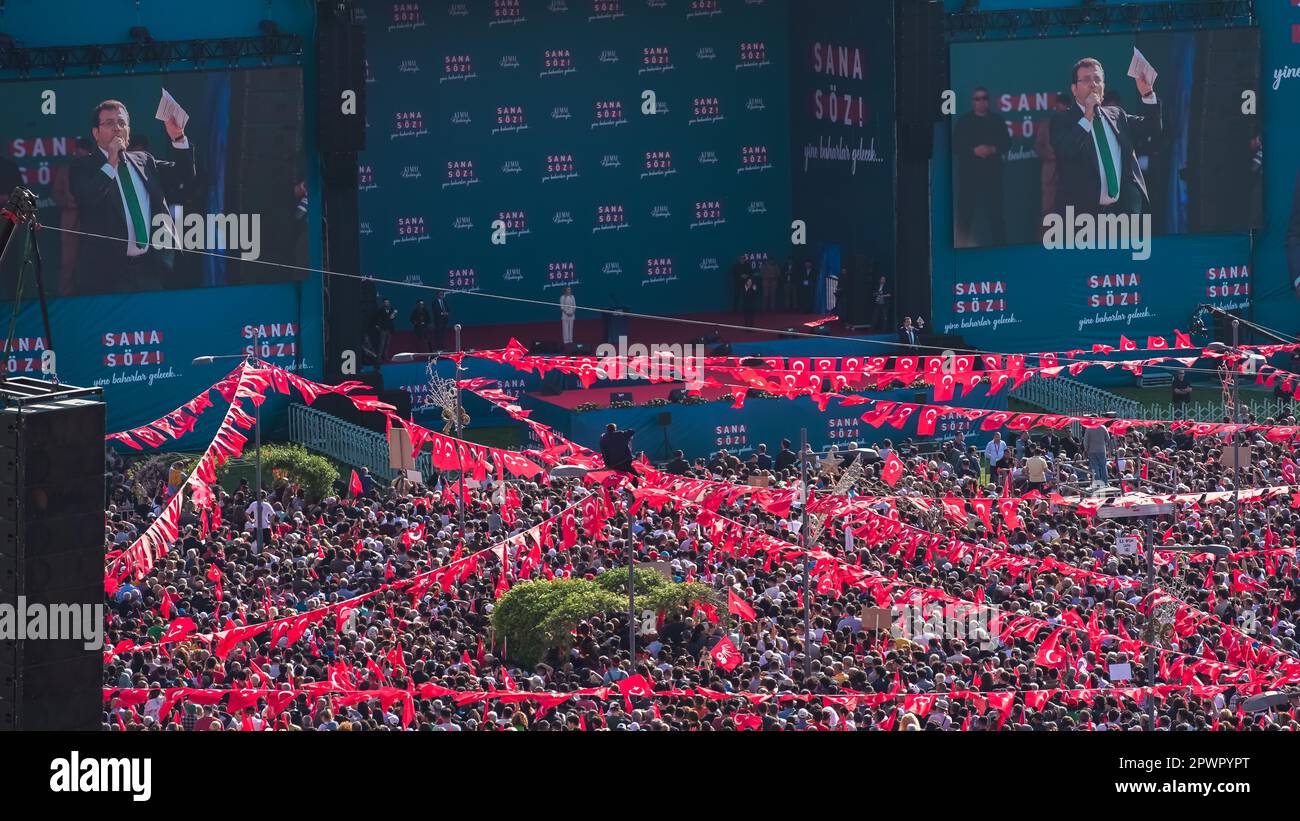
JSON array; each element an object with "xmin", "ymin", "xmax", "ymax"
[
  {"xmin": 184, "ymin": 443, "xmax": 340, "ymax": 501},
  {"xmin": 257, "ymin": 444, "xmax": 340, "ymax": 502},
  {"xmin": 491, "ymin": 570, "xmax": 718, "ymax": 668}
]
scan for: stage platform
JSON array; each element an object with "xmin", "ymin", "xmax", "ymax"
[
  {"xmin": 518, "ymin": 381, "xmax": 1007, "ymax": 460},
  {"xmin": 376, "ymin": 317, "xmax": 968, "ymax": 460},
  {"xmin": 530, "ymin": 382, "xmax": 731, "ymax": 410},
  {"xmin": 384, "ymin": 311, "xmax": 902, "ymax": 359}
]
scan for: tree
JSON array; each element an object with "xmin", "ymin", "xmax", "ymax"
[
  {"xmin": 490, "ymin": 570, "xmax": 718, "ymax": 668},
  {"xmin": 182, "ymin": 443, "xmax": 340, "ymax": 502}
]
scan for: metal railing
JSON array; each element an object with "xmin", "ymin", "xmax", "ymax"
[
  {"xmin": 287, "ymin": 403, "xmax": 431, "ymax": 482},
  {"xmin": 1130, "ymin": 397, "xmax": 1296, "ymax": 423},
  {"xmin": 1010, "ymin": 376, "xmax": 1139, "ymax": 418}
]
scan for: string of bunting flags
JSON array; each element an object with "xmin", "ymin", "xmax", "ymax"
[
  {"xmin": 105, "ymin": 360, "xmax": 554, "ymax": 582},
  {"xmin": 463, "ymin": 339, "xmax": 1300, "ymax": 439},
  {"xmin": 644, "ymin": 488, "xmax": 1300, "ymax": 688},
  {"xmin": 97, "ymin": 354, "xmax": 1300, "ymax": 730},
  {"xmin": 466, "ymin": 334, "xmax": 1300, "ymax": 401},
  {"xmin": 102, "ymin": 678, "xmax": 1274, "ymax": 732}
]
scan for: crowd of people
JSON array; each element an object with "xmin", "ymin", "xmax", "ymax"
[{"xmin": 102, "ymin": 395, "xmax": 1300, "ymax": 732}]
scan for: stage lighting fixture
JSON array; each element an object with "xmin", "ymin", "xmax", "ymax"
[
  {"xmin": 129, "ymin": 26, "xmax": 153, "ymax": 44},
  {"xmin": 259, "ymin": 19, "xmax": 281, "ymax": 36},
  {"xmin": 1032, "ymin": 10, "xmax": 1051, "ymax": 37}
]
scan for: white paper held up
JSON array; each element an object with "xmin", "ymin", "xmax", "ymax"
[
  {"xmin": 155, "ymin": 88, "xmax": 190, "ymax": 131},
  {"xmin": 1126, "ymin": 48, "xmax": 1158, "ymax": 86}
]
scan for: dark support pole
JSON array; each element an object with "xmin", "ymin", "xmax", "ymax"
[{"xmin": 801, "ymin": 427, "xmax": 811, "ymax": 683}]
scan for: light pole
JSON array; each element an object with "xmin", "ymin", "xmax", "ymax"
[
  {"xmin": 454, "ymin": 324, "xmax": 466, "ymax": 540},
  {"xmin": 1205, "ymin": 325, "xmax": 1265, "ymax": 538},
  {"xmin": 192, "ymin": 347, "xmax": 262, "ymax": 555},
  {"xmin": 628, "ymin": 531, "xmax": 636, "ymax": 666},
  {"xmin": 1099, "ymin": 501, "xmax": 1173, "ymax": 731},
  {"xmin": 393, "ymin": 338, "xmax": 467, "ymax": 540},
  {"xmin": 800, "ymin": 427, "xmax": 811, "ymax": 683}
]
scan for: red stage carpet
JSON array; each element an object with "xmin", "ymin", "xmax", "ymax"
[
  {"xmin": 385, "ymin": 311, "xmax": 856, "ymax": 357},
  {"xmin": 527, "ymin": 382, "xmax": 731, "ymax": 410}
]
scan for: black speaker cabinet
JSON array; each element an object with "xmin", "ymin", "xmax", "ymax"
[
  {"xmin": 0, "ymin": 379, "xmax": 105, "ymax": 731},
  {"xmin": 316, "ymin": 1, "xmax": 366, "ymax": 153}
]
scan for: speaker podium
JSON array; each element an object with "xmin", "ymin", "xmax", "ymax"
[{"xmin": 0, "ymin": 378, "xmax": 105, "ymax": 731}]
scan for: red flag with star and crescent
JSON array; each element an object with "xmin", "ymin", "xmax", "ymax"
[
  {"xmin": 881, "ymin": 452, "xmax": 904, "ymax": 488},
  {"xmin": 728, "ymin": 590, "xmax": 757, "ymax": 621}
]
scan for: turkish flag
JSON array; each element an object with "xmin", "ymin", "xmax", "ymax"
[
  {"xmin": 916, "ymin": 406, "xmax": 940, "ymax": 437},
  {"xmin": 1005, "ymin": 413, "xmax": 1040, "ymax": 431},
  {"xmin": 998, "ymin": 497, "xmax": 1022, "ymax": 530},
  {"xmin": 1119, "ymin": 335, "xmax": 1137, "ymax": 351},
  {"xmin": 941, "ymin": 496, "xmax": 969, "ymax": 526},
  {"xmin": 1174, "ymin": 329, "xmax": 1193, "ymax": 349},
  {"xmin": 1230, "ymin": 569, "xmax": 1267, "ymax": 595},
  {"xmin": 561, "ymin": 511, "xmax": 577, "ymax": 550},
  {"xmin": 986, "ymin": 692, "xmax": 1015, "ymax": 729},
  {"xmin": 349, "ymin": 469, "xmax": 363, "ymax": 497},
  {"xmin": 160, "ymin": 617, "xmax": 197, "ymax": 645},
  {"xmin": 885, "ymin": 404, "xmax": 917, "ymax": 429},
  {"xmin": 616, "ymin": 674, "xmax": 655, "ymax": 711},
  {"xmin": 1034, "ymin": 627, "xmax": 1070, "ymax": 668},
  {"xmin": 709, "ymin": 636, "xmax": 743, "ymax": 671},
  {"xmin": 903, "ymin": 693, "xmax": 937, "ymax": 717},
  {"xmin": 206, "ymin": 564, "xmax": 223, "ymax": 602},
  {"xmin": 734, "ymin": 713, "xmax": 763, "ymax": 731},
  {"xmin": 881, "ymin": 452, "xmax": 904, "ymax": 487},
  {"xmin": 728, "ymin": 589, "xmax": 757, "ymax": 621},
  {"xmin": 933, "ymin": 373, "xmax": 957, "ymax": 402},
  {"xmin": 1147, "ymin": 336, "xmax": 1168, "ymax": 350},
  {"xmin": 1024, "ymin": 690, "xmax": 1052, "ymax": 711},
  {"xmin": 979, "ymin": 411, "xmax": 1014, "ymax": 431}
]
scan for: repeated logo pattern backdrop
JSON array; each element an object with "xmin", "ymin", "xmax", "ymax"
[{"xmin": 358, "ymin": 0, "xmax": 792, "ymax": 327}]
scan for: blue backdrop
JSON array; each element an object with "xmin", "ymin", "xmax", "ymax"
[{"xmin": 357, "ymin": 0, "xmax": 793, "ymax": 328}]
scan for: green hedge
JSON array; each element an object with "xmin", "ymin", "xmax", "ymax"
[
  {"xmin": 182, "ymin": 443, "xmax": 340, "ymax": 502},
  {"xmin": 490, "ymin": 570, "xmax": 718, "ymax": 668}
]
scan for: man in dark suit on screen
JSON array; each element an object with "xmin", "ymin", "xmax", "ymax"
[
  {"xmin": 1049, "ymin": 58, "xmax": 1162, "ymax": 219},
  {"xmin": 898, "ymin": 316, "xmax": 919, "ymax": 351},
  {"xmin": 68, "ymin": 99, "xmax": 197, "ymax": 295}
]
